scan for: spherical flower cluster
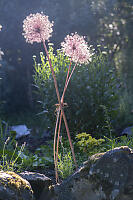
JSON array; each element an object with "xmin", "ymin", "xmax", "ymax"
[
  {"xmin": 22, "ymin": 13, "xmax": 54, "ymax": 44},
  {"xmin": 61, "ymin": 33, "xmax": 92, "ymax": 64}
]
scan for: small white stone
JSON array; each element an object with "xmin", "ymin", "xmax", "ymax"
[{"xmin": 11, "ymin": 125, "xmax": 31, "ymax": 139}]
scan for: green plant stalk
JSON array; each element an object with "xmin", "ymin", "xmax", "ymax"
[
  {"xmin": 9, "ymin": 142, "xmax": 18, "ymax": 165},
  {"xmin": 42, "ymin": 39, "xmax": 77, "ymax": 183},
  {"xmin": 101, "ymin": 105, "xmax": 113, "ymax": 139},
  {"xmin": 0, "ymin": 121, "xmax": 3, "ymax": 143},
  {"xmin": 11, "ymin": 143, "xmax": 25, "ymax": 169},
  {"xmin": 2, "ymin": 137, "xmax": 10, "ymax": 168},
  {"xmin": 2, "ymin": 143, "xmax": 6, "ymax": 168}
]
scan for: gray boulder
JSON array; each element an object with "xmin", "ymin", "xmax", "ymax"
[
  {"xmin": 19, "ymin": 171, "xmax": 53, "ymax": 200},
  {"xmin": 0, "ymin": 171, "xmax": 34, "ymax": 200},
  {"xmin": 121, "ymin": 126, "xmax": 133, "ymax": 136},
  {"xmin": 54, "ymin": 146, "xmax": 133, "ymax": 200}
]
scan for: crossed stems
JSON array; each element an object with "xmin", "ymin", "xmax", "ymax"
[
  {"xmin": 54, "ymin": 62, "xmax": 77, "ymax": 182},
  {"xmin": 42, "ymin": 39, "xmax": 77, "ymax": 182}
]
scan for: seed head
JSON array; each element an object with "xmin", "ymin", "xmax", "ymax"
[
  {"xmin": 5, "ymin": 137, "xmax": 10, "ymax": 145},
  {"xmin": 61, "ymin": 33, "xmax": 92, "ymax": 64},
  {"xmin": 22, "ymin": 13, "xmax": 54, "ymax": 44}
]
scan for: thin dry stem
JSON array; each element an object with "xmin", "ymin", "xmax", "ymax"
[
  {"xmin": 55, "ymin": 111, "xmax": 62, "ymax": 183},
  {"xmin": 64, "ymin": 63, "xmax": 77, "ymax": 94},
  {"xmin": 42, "ymin": 40, "xmax": 77, "ymax": 183},
  {"xmin": 54, "ymin": 109, "xmax": 60, "ymax": 182},
  {"xmin": 55, "ymin": 60, "xmax": 71, "ymax": 177},
  {"xmin": 61, "ymin": 60, "xmax": 72, "ymax": 103}
]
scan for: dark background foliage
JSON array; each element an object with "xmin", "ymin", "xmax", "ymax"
[
  {"xmin": 34, "ymin": 46, "xmax": 121, "ymax": 136},
  {"xmin": 0, "ymin": 0, "xmax": 133, "ymax": 134}
]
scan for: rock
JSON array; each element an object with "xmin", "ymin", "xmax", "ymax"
[
  {"xmin": 11, "ymin": 125, "xmax": 31, "ymax": 139},
  {"xmin": 19, "ymin": 171, "xmax": 54, "ymax": 200},
  {"xmin": 121, "ymin": 126, "xmax": 133, "ymax": 136},
  {"xmin": 0, "ymin": 171, "xmax": 34, "ymax": 200},
  {"xmin": 54, "ymin": 146, "xmax": 133, "ymax": 200}
]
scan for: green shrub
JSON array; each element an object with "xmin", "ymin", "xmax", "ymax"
[
  {"xmin": 76, "ymin": 132, "xmax": 105, "ymax": 155},
  {"xmin": 33, "ymin": 45, "xmax": 120, "ymax": 136},
  {"xmin": 104, "ymin": 135, "xmax": 133, "ymax": 150},
  {"xmin": 57, "ymin": 151, "xmax": 74, "ymax": 180}
]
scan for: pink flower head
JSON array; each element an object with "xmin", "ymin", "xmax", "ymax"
[
  {"xmin": 61, "ymin": 33, "xmax": 92, "ymax": 64},
  {"xmin": 22, "ymin": 13, "xmax": 54, "ymax": 44}
]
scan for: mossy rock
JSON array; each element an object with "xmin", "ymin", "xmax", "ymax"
[{"xmin": 0, "ymin": 171, "xmax": 34, "ymax": 200}]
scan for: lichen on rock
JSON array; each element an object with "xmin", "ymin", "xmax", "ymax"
[
  {"xmin": 0, "ymin": 171, "xmax": 34, "ymax": 200},
  {"xmin": 54, "ymin": 146, "xmax": 133, "ymax": 200}
]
